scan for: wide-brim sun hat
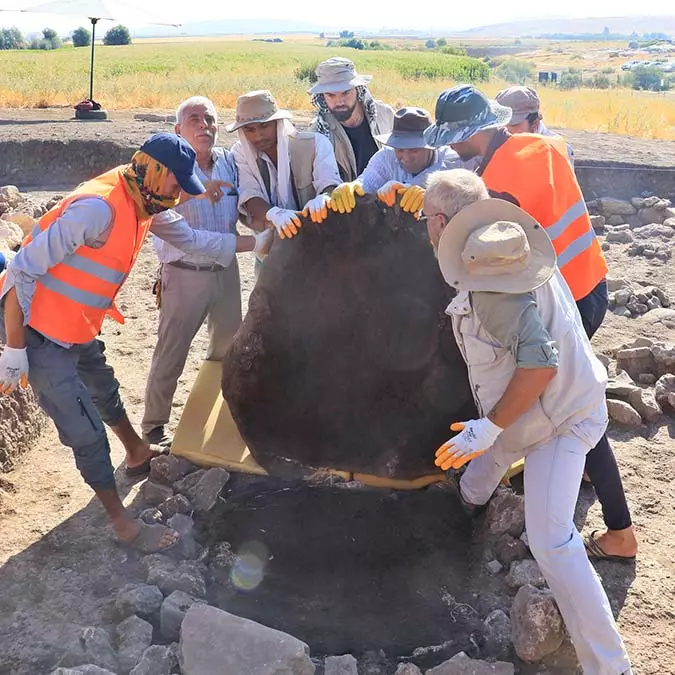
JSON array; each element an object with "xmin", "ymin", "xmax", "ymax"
[
  {"xmin": 375, "ymin": 106, "xmax": 435, "ymax": 149},
  {"xmin": 308, "ymin": 57, "xmax": 373, "ymax": 94},
  {"xmin": 436, "ymin": 198, "xmax": 556, "ymax": 294},
  {"xmin": 424, "ymin": 84, "xmax": 512, "ymax": 147},
  {"xmin": 226, "ymin": 89, "xmax": 292, "ymax": 132}
]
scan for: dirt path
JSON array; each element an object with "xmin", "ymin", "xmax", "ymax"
[{"xmin": 0, "ymin": 189, "xmax": 674, "ymax": 673}]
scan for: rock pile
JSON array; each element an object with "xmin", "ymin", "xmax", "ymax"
[
  {"xmin": 48, "ymin": 454, "xmax": 576, "ymax": 675},
  {"xmin": 607, "ymin": 277, "xmax": 671, "ymax": 317},
  {"xmin": 603, "ymin": 338, "xmax": 675, "ymax": 425},
  {"xmin": 588, "ymin": 195, "xmax": 674, "ymax": 262}
]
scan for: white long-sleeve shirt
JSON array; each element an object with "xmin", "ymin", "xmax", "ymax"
[
  {"xmin": 232, "ymin": 132, "xmax": 340, "ymax": 214},
  {"xmin": 358, "ymin": 146, "xmax": 473, "ymax": 193}
]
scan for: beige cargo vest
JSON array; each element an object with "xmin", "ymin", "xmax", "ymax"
[
  {"xmin": 256, "ymin": 132, "xmax": 320, "ymax": 209},
  {"xmin": 447, "ymin": 270, "xmax": 608, "ymax": 465}
]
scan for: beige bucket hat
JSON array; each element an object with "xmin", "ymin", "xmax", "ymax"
[
  {"xmin": 308, "ymin": 57, "xmax": 373, "ymax": 94},
  {"xmin": 226, "ymin": 90, "xmax": 292, "ymax": 132},
  {"xmin": 437, "ymin": 198, "xmax": 556, "ymax": 294}
]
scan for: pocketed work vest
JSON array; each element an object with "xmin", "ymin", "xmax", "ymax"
[
  {"xmin": 481, "ymin": 134, "xmax": 607, "ymax": 301},
  {"xmin": 2, "ymin": 167, "xmax": 152, "ymax": 344}
]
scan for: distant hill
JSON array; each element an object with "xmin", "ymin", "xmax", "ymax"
[
  {"xmin": 135, "ymin": 18, "xmax": 331, "ymax": 38},
  {"xmin": 456, "ymin": 16, "xmax": 675, "ymax": 38}
]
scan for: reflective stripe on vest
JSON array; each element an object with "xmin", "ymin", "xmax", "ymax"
[
  {"xmin": 481, "ymin": 134, "xmax": 607, "ymax": 301},
  {"xmin": 39, "ymin": 272, "xmax": 114, "ymax": 309},
  {"xmin": 60, "ymin": 252, "xmax": 127, "ymax": 285}
]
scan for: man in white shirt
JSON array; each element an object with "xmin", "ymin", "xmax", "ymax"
[
  {"xmin": 142, "ymin": 96, "xmax": 253, "ymax": 448},
  {"xmin": 229, "ymin": 90, "xmax": 341, "ymax": 244},
  {"xmin": 360, "ymin": 107, "xmax": 466, "ymax": 212},
  {"xmin": 495, "ymin": 85, "xmax": 575, "ymax": 166}
]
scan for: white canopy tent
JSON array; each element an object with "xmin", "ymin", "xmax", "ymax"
[{"xmin": 1, "ymin": 0, "xmax": 180, "ymax": 111}]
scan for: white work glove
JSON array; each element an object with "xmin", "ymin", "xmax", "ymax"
[
  {"xmin": 252, "ymin": 228, "xmax": 274, "ymax": 257},
  {"xmin": 266, "ymin": 207, "xmax": 302, "ymax": 240},
  {"xmin": 434, "ymin": 417, "xmax": 503, "ymax": 471},
  {"xmin": 301, "ymin": 193, "xmax": 331, "ymax": 224},
  {"xmin": 377, "ymin": 180, "xmax": 409, "ymax": 207},
  {"xmin": 0, "ymin": 346, "xmax": 29, "ymax": 395}
]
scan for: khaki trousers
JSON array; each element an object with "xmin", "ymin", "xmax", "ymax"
[{"xmin": 142, "ymin": 261, "xmax": 242, "ymax": 434}]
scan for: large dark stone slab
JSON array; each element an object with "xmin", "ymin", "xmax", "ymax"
[{"xmin": 221, "ymin": 196, "xmax": 476, "ymax": 479}]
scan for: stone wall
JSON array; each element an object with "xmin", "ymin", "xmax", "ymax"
[{"xmin": 575, "ymin": 163, "xmax": 675, "ymax": 201}]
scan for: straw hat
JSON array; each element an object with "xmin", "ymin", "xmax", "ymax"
[
  {"xmin": 226, "ymin": 90, "xmax": 292, "ymax": 132},
  {"xmin": 308, "ymin": 57, "xmax": 372, "ymax": 95},
  {"xmin": 436, "ymin": 198, "xmax": 556, "ymax": 294}
]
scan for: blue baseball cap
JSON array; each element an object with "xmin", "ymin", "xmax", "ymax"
[
  {"xmin": 424, "ymin": 85, "xmax": 512, "ymax": 147},
  {"xmin": 139, "ymin": 132, "xmax": 205, "ymax": 195}
]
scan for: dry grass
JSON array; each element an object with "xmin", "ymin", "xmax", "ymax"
[{"xmin": 1, "ymin": 38, "xmax": 675, "ymax": 139}]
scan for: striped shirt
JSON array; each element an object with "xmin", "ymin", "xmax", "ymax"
[{"xmin": 153, "ymin": 147, "xmax": 240, "ymax": 266}]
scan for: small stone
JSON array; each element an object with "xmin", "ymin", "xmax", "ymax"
[
  {"xmin": 178, "ymin": 604, "xmax": 315, "ymax": 675},
  {"xmin": 0, "ymin": 185, "xmax": 22, "ymax": 208},
  {"xmin": 610, "ymin": 221, "xmax": 631, "ymax": 231},
  {"xmin": 652, "ymin": 287, "xmax": 671, "ymax": 307},
  {"xmin": 613, "ymin": 306, "xmax": 632, "ymax": 318},
  {"xmin": 511, "ymin": 584, "xmax": 565, "ymax": 662},
  {"xmin": 616, "ymin": 347, "xmax": 655, "ymax": 379},
  {"xmin": 494, "ymin": 533, "xmax": 529, "ymax": 567},
  {"xmin": 638, "ymin": 206, "xmax": 669, "ymax": 224},
  {"xmin": 614, "ymin": 289, "xmax": 632, "ymax": 306},
  {"xmin": 652, "ymin": 344, "xmax": 675, "ymax": 375},
  {"xmin": 601, "ymin": 242, "xmax": 610, "ymax": 251},
  {"xmin": 142, "ymin": 480, "xmax": 174, "ymax": 506},
  {"xmin": 606, "ymin": 277, "xmax": 632, "ymax": 292},
  {"xmin": 130, "ymin": 645, "xmax": 178, "ymax": 675},
  {"xmin": 607, "ymin": 399, "xmax": 642, "ymax": 427},
  {"xmin": 634, "ymin": 224, "xmax": 674, "ymax": 239},
  {"xmin": 635, "ymin": 292, "xmax": 650, "ymax": 304},
  {"xmin": 160, "ymin": 590, "xmax": 206, "ymax": 642},
  {"xmin": 481, "ymin": 609, "xmax": 512, "ymax": 661},
  {"xmin": 138, "ymin": 508, "xmax": 164, "ymax": 525},
  {"xmin": 655, "ymin": 374, "xmax": 675, "ymax": 413},
  {"xmin": 173, "ymin": 469, "xmax": 206, "ymax": 496},
  {"xmin": 627, "ymin": 300, "xmax": 649, "ymax": 316},
  {"xmin": 626, "ymin": 388, "xmax": 662, "ymax": 423},
  {"xmin": 589, "ymin": 215, "xmax": 605, "ymax": 233},
  {"xmin": 664, "ymin": 216, "xmax": 675, "ymax": 228},
  {"xmin": 631, "ymin": 196, "xmax": 646, "ymax": 209},
  {"xmin": 606, "ymin": 371, "xmax": 639, "ymax": 398},
  {"xmin": 520, "ymin": 530, "xmax": 529, "ymax": 548},
  {"xmin": 426, "ymin": 651, "xmax": 514, "ymax": 675},
  {"xmin": 506, "ymin": 559, "xmax": 547, "ymax": 589},
  {"xmin": 637, "ymin": 373, "xmax": 657, "ymax": 385},
  {"xmin": 158, "ymin": 494, "xmax": 193, "ymax": 519},
  {"xmin": 164, "ymin": 514, "xmax": 199, "ymax": 561},
  {"xmin": 147, "ymin": 559, "xmax": 206, "ymax": 598},
  {"xmin": 114, "ymin": 584, "xmax": 164, "ymax": 621},
  {"xmin": 647, "ymin": 296, "xmax": 662, "ymax": 311},
  {"xmin": 394, "ymin": 666, "xmax": 422, "ymax": 675},
  {"xmin": 150, "ymin": 455, "xmax": 195, "ymax": 486},
  {"xmin": 485, "ymin": 560, "xmax": 503, "ymax": 576},
  {"xmin": 597, "ymin": 198, "xmax": 636, "ymax": 217},
  {"xmin": 485, "ymin": 488, "xmax": 525, "ymax": 537},
  {"xmin": 325, "ymin": 654, "xmax": 359, "ymax": 675},
  {"xmin": 116, "ymin": 615, "xmax": 153, "ymax": 675},
  {"xmin": 606, "ymin": 215, "xmax": 625, "ymax": 226},
  {"xmin": 190, "ymin": 468, "xmax": 230, "ymax": 513},
  {"xmin": 57, "ymin": 627, "xmax": 118, "ymax": 672},
  {"xmin": 606, "ymin": 229, "xmax": 633, "ymax": 243}
]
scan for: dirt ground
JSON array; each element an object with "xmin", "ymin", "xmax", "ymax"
[
  {"xmin": 3, "ymin": 106, "xmax": 675, "ymax": 168},
  {"xmin": 0, "ymin": 122, "xmax": 674, "ymax": 673}
]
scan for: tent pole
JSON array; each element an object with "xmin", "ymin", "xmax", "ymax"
[{"xmin": 89, "ymin": 17, "xmax": 98, "ymax": 101}]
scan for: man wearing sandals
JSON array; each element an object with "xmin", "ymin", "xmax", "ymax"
[
  {"xmin": 0, "ymin": 133, "xmax": 271, "ymax": 553},
  {"xmin": 424, "ymin": 169, "xmax": 633, "ymax": 675}
]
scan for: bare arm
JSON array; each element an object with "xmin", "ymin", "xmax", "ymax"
[
  {"xmin": 487, "ymin": 367, "xmax": 557, "ymax": 429},
  {"xmin": 242, "ymin": 197, "xmax": 271, "ymax": 233},
  {"xmin": 3, "ymin": 287, "xmax": 26, "ymax": 349}
]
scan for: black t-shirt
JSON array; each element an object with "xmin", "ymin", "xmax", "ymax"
[{"xmin": 343, "ymin": 117, "xmax": 378, "ymax": 175}]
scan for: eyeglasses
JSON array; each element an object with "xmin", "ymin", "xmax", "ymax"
[{"xmin": 418, "ymin": 212, "xmax": 446, "ymax": 223}]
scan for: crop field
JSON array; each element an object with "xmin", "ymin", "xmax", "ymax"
[{"xmin": 1, "ymin": 37, "xmax": 675, "ymax": 139}]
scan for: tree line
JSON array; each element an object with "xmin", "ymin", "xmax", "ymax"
[{"xmin": 0, "ymin": 25, "xmax": 131, "ymax": 50}]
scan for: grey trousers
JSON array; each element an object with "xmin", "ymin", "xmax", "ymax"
[
  {"xmin": 141, "ymin": 261, "xmax": 242, "ymax": 434},
  {"xmin": 0, "ymin": 307, "xmax": 124, "ymax": 490}
]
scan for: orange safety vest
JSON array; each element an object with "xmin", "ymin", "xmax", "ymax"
[
  {"xmin": 1, "ymin": 167, "xmax": 152, "ymax": 344},
  {"xmin": 481, "ymin": 134, "xmax": 607, "ymax": 301}
]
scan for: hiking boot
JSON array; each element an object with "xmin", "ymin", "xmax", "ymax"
[{"xmin": 143, "ymin": 426, "xmax": 173, "ymax": 449}]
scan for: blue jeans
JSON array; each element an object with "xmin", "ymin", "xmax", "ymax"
[
  {"xmin": 0, "ymin": 310, "xmax": 124, "ymax": 491},
  {"xmin": 576, "ymin": 280, "xmax": 632, "ymax": 531}
]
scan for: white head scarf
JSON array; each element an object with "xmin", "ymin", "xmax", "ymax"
[{"xmin": 236, "ymin": 118, "xmax": 296, "ymax": 209}]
